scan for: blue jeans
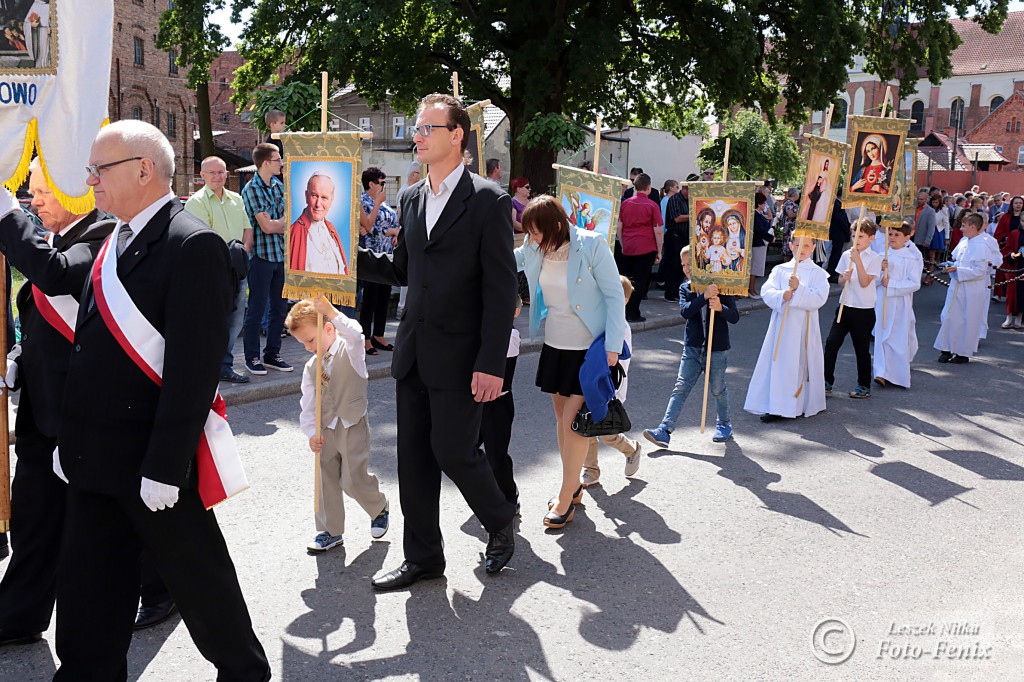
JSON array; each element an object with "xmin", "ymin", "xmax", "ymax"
[
  {"xmin": 243, "ymin": 257, "xmax": 286, "ymax": 361},
  {"xmin": 659, "ymin": 346, "xmax": 731, "ymax": 429},
  {"xmin": 223, "ymin": 277, "xmax": 247, "ymax": 372}
]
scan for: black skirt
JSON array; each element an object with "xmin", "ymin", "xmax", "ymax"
[{"xmin": 535, "ymin": 344, "xmax": 587, "ymax": 397}]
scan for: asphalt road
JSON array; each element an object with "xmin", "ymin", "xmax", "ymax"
[{"xmin": 2, "ymin": 281, "xmax": 1022, "ymax": 681}]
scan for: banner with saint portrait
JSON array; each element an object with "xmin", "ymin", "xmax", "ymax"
[
  {"xmin": 1, "ymin": 0, "xmax": 114, "ymax": 213},
  {"xmin": 794, "ymin": 136, "xmax": 848, "ymax": 240},
  {"xmin": 843, "ymin": 115, "xmax": 911, "ymax": 213},
  {"xmin": 688, "ymin": 181, "xmax": 759, "ymax": 296},
  {"xmin": 279, "ymin": 132, "xmax": 364, "ymax": 306},
  {"xmin": 554, "ymin": 164, "xmax": 631, "ymax": 246},
  {"xmin": 463, "ymin": 100, "xmax": 488, "ymax": 175},
  {"xmin": 880, "ymin": 138, "xmax": 919, "ymax": 228}
]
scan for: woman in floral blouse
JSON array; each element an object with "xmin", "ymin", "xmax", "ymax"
[{"xmin": 359, "ymin": 167, "xmax": 400, "ymax": 355}]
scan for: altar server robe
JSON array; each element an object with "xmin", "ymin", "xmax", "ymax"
[
  {"xmin": 872, "ymin": 243, "xmax": 923, "ymax": 387},
  {"xmin": 934, "ymin": 236, "xmax": 1002, "ymax": 358}
]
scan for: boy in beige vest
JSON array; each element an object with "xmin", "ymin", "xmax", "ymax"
[{"xmin": 286, "ymin": 297, "xmax": 389, "ymax": 552}]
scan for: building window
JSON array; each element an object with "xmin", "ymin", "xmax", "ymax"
[
  {"xmin": 831, "ymin": 99, "xmax": 848, "ymax": 128},
  {"xmin": 1018, "ymin": 146, "xmax": 1024, "ymax": 166},
  {"xmin": 949, "ymin": 98, "xmax": 964, "ymax": 129},
  {"xmin": 169, "ymin": 50, "xmax": 178, "ymax": 75},
  {"xmin": 133, "ymin": 38, "xmax": 144, "ymax": 66},
  {"xmin": 359, "ymin": 116, "xmax": 371, "ymax": 131},
  {"xmin": 130, "ymin": 106, "xmax": 142, "ymax": 120},
  {"xmin": 155, "ymin": 105, "xmax": 161, "ymax": 127},
  {"xmin": 990, "ymin": 96, "xmax": 1005, "ymax": 114},
  {"xmin": 219, "ymin": 77, "xmax": 226, "ymax": 89},
  {"xmin": 393, "ymin": 115, "xmax": 405, "ymax": 139},
  {"xmin": 910, "ymin": 101, "xmax": 924, "ymax": 131},
  {"xmin": 220, "ymin": 113, "xmax": 230, "ymax": 124},
  {"xmin": 167, "ymin": 113, "xmax": 177, "ymax": 140}
]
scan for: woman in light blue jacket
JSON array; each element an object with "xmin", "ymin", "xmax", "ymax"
[{"xmin": 515, "ymin": 196, "xmax": 627, "ymax": 529}]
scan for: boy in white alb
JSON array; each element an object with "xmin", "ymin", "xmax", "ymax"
[
  {"xmin": 287, "ymin": 297, "xmax": 390, "ymax": 552},
  {"xmin": 935, "ymin": 213, "xmax": 1002, "ymax": 364},
  {"xmin": 824, "ymin": 219, "xmax": 883, "ymax": 398},
  {"xmin": 872, "ymin": 222, "xmax": 923, "ymax": 388},
  {"xmin": 744, "ymin": 237, "xmax": 830, "ymax": 421}
]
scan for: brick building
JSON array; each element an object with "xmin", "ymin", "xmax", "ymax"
[
  {"xmin": 209, "ymin": 50, "xmax": 274, "ymax": 164},
  {"xmin": 108, "ymin": 0, "xmax": 195, "ymax": 195}
]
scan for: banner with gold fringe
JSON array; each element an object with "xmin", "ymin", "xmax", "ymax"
[
  {"xmin": 279, "ymin": 132, "xmax": 365, "ymax": 306},
  {"xmin": 880, "ymin": 139, "xmax": 919, "ymax": 228},
  {"xmin": 0, "ymin": 1, "xmax": 113, "ymax": 213},
  {"xmin": 554, "ymin": 164, "xmax": 631, "ymax": 246},
  {"xmin": 843, "ymin": 115, "xmax": 911, "ymax": 214},
  {"xmin": 794, "ymin": 136, "xmax": 848, "ymax": 240},
  {"xmin": 465, "ymin": 100, "xmax": 489, "ymax": 176},
  {"xmin": 688, "ymin": 181, "xmax": 759, "ymax": 296}
]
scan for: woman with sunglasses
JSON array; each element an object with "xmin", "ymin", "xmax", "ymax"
[{"xmin": 510, "ymin": 177, "xmax": 532, "ymax": 304}]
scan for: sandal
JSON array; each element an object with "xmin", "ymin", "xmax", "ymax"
[
  {"xmin": 365, "ymin": 347, "xmax": 379, "ymax": 356},
  {"xmin": 370, "ymin": 337, "xmax": 394, "ymax": 351}
]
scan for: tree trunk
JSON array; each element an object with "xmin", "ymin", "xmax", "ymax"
[
  {"xmin": 196, "ymin": 80, "xmax": 215, "ymax": 160},
  {"xmin": 508, "ymin": 108, "xmax": 557, "ymax": 195}
]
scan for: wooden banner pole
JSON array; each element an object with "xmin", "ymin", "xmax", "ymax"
[
  {"xmin": 823, "ymin": 103, "xmax": 835, "ymax": 135},
  {"xmin": 0, "ymin": 254, "xmax": 9, "ymax": 533},
  {"xmin": 773, "ymin": 235, "xmax": 807, "ymax": 361},
  {"xmin": 320, "ymin": 71, "xmax": 328, "ymax": 132},
  {"xmin": 880, "ymin": 86, "xmax": 892, "ymax": 118},
  {"xmin": 452, "ymin": 72, "xmax": 460, "ymax": 100},
  {"xmin": 700, "ymin": 137, "xmax": 729, "ymax": 433},
  {"xmin": 882, "ymin": 226, "xmax": 891, "ymax": 327},
  {"xmin": 314, "ymin": 71, "xmax": 329, "ymax": 514},
  {"xmin": 837, "ymin": 203, "xmax": 867, "ymax": 323},
  {"xmin": 593, "ymin": 116, "xmax": 602, "ymax": 172}
]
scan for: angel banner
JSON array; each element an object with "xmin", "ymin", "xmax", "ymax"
[
  {"xmin": 794, "ymin": 136, "xmax": 848, "ymax": 240},
  {"xmin": 279, "ymin": 131, "xmax": 365, "ymax": 306},
  {"xmin": 1, "ymin": 1, "xmax": 113, "ymax": 212},
  {"xmin": 554, "ymin": 164, "xmax": 631, "ymax": 246},
  {"xmin": 843, "ymin": 115, "xmax": 911, "ymax": 213},
  {"xmin": 688, "ymin": 181, "xmax": 759, "ymax": 296},
  {"xmin": 880, "ymin": 139, "xmax": 919, "ymax": 228}
]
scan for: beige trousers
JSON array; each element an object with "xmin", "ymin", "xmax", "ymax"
[
  {"xmin": 315, "ymin": 415, "xmax": 387, "ymax": 536},
  {"xmin": 583, "ymin": 433, "xmax": 638, "ymax": 478}
]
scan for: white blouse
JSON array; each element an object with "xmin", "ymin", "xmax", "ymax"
[{"xmin": 538, "ymin": 243, "xmax": 593, "ymax": 350}]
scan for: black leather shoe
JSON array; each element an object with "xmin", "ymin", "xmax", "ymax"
[
  {"xmin": 759, "ymin": 414, "xmax": 784, "ymax": 423},
  {"xmin": 0, "ymin": 630, "xmax": 43, "ymax": 647},
  {"xmin": 937, "ymin": 351, "xmax": 953, "ymax": 363},
  {"xmin": 485, "ymin": 521, "xmax": 515, "ymax": 574},
  {"xmin": 371, "ymin": 561, "xmax": 445, "ymax": 591},
  {"xmin": 949, "ymin": 354, "xmax": 969, "ymax": 364},
  {"xmin": 134, "ymin": 599, "xmax": 178, "ymax": 630}
]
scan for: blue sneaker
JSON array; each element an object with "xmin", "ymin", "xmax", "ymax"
[
  {"xmin": 307, "ymin": 531, "xmax": 343, "ymax": 553},
  {"xmin": 370, "ymin": 500, "xmax": 390, "ymax": 539},
  {"xmin": 712, "ymin": 424, "xmax": 733, "ymax": 443},
  {"xmin": 643, "ymin": 427, "xmax": 670, "ymax": 448}
]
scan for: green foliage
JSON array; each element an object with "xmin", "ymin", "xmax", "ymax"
[
  {"xmin": 518, "ymin": 114, "xmax": 587, "ymax": 153},
  {"xmin": 249, "ymin": 81, "xmax": 323, "ymax": 134},
  {"xmin": 699, "ymin": 110, "xmax": 802, "ymax": 186},
  {"xmin": 157, "ymin": 0, "xmax": 228, "ymax": 91}
]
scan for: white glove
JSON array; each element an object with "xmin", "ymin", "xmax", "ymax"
[
  {"xmin": 1, "ymin": 359, "xmax": 18, "ymax": 391},
  {"xmin": 52, "ymin": 447, "xmax": 68, "ymax": 484},
  {"xmin": 140, "ymin": 477, "xmax": 179, "ymax": 512},
  {"xmin": 0, "ymin": 185, "xmax": 18, "ymax": 220}
]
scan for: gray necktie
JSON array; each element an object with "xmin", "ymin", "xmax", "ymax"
[{"xmin": 116, "ymin": 223, "xmax": 133, "ymax": 257}]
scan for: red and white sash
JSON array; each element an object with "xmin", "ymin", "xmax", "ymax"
[
  {"xmin": 91, "ymin": 234, "xmax": 249, "ymax": 509},
  {"xmin": 31, "ymin": 285, "xmax": 78, "ymax": 343}
]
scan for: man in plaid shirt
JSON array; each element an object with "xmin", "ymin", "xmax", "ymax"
[{"xmin": 240, "ymin": 142, "xmax": 293, "ymax": 374}]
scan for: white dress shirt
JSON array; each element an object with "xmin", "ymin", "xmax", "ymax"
[
  {"xmin": 116, "ymin": 192, "xmax": 177, "ymax": 255},
  {"xmin": 46, "ymin": 213, "xmax": 89, "ymax": 243},
  {"xmin": 424, "ymin": 164, "xmax": 465, "ymax": 238},
  {"xmin": 299, "ymin": 313, "xmax": 368, "ymax": 437},
  {"xmin": 304, "ymin": 220, "xmax": 347, "ymax": 274},
  {"xmin": 838, "ymin": 247, "xmax": 882, "ymax": 309}
]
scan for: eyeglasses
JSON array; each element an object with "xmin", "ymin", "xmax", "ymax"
[
  {"xmin": 523, "ymin": 185, "xmax": 531, "ymax": 189},
  {"xmin": 409, "ymin": 123, "xmax": 457, "ymax": 137},
  {"xmin": 85, "ymin": 156, "xmax": 142, "ymax": 179}
]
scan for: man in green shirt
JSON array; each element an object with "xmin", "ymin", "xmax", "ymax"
[{"xmin": 185, "ymin": 156, "xmax": 253, "ymax": 383}]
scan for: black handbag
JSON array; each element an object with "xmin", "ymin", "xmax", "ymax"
[{"xmin": 571, "ymin": 363, "xmax": 631, "ymax": 437}]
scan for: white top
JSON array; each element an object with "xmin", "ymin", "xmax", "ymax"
[
  {"xmin": 116, "ymin": 193, "xmax": 177, "ymax": 252},
  {"xmin": 46, "ymin": 213, "xmax": 89, "ymax": 243},
  {"xmin": 299, "ymin": 313, "xmax": 367, "ymax": 437},
  {"xmin": 425, "ymin": 164, "xmax": 465, "ymax": 238},
  {"xmin": 304, "ymin": 220, "xmax": 348, "ymax": 275},
  {"xmin": 838, "ymin": 247, "xmax": 883, "ymax": 309},
  {"xmin": 934, "ymin": 209, "xmax": 950, "ymax": 235},
  {"xmin": 507, "ymin": 327, "xmax": 521, "ymax": 358},
  {"xmin": 538, "ymin": 247, "xmax": 593, "ymax": 350}
]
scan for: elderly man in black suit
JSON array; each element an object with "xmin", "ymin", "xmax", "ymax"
[
  {"xmin": 49, "ymin": 120, "xmax": 269, "ymax": 680},
  {"xmin": 359, "ymin": 93, "xmax": 518, "ymax": 590},
  {"xmin": 0, "ymin": 158, "xmax": 113, "ymax": 647}
]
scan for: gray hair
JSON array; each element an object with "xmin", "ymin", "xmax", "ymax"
[
  {"xmin": 786, "ymin": 187, "xmax": 800, "ymax": 199},
  {"xmin": 306, "ymin": 172, "xmax": 335, "ymax": 193},
  {"xmin": 101, "ymin": 120, "xmax": 175, "ymax": 180},
  {"xmin": 28, "ymin": 156, "xmax": 42, "ymax": 175}
]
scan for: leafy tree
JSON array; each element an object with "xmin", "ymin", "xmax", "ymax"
[
  {"xmin": 229, "ymin": 0, "xmax": 1007, "ymax": 189},
  {"xmin": 157, "ymin": 1, "xmax": 230, "ymax": 160},
  {"xmin": 248, "ymin": 81, "xmax": 323, "ymax": 135},
  {"xmin": 699, "ymin": 109, "xmax": 802, "ymax": 186}
]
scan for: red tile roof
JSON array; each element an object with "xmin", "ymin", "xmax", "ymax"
[{"xmin": 949, "ymin": 11, "xmax": 1024, "ymax": 77}]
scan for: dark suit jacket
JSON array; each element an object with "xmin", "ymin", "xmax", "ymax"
[
  {"xmin": 57, "ymin": 200, "xmax": 233, "ymax": 496},
  {"xmin": 358, "ymin": 168, "xmax": 517, "ymax": 391},
  {"xmin": 0, "ymin": 209, "xmax": 114, "ymax": 439},
  {"xmin": 828, "ymin": 197, "xmax": 851, "ymax": 243}
]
